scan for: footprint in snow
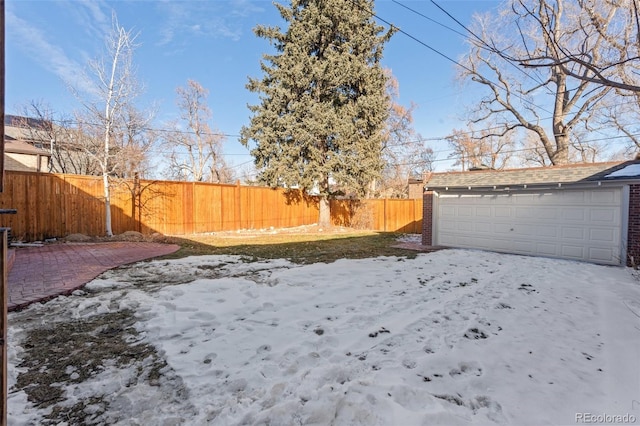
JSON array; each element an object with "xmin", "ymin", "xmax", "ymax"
[
  {"xmin": 203, "ymin": 353, "xmax": 217, "ymax": 365},
  {"xmin": 257, "ymin": 344, "xmax": 272, "ymax": 354},
  {"xmin": 464, "ymin": 328, "xmax": 489, "ymax": 340},
  {"xmin": 449, "ymin": 361, "xmax": 483, "ymax": 378},
  {"xmin": 433, "ymin": 393, "xmax": 504, "ymax": 421},
  {"xmin": 368, "ymin": 327, "xmax": 391, "ymax": 338},
  {"xmin": 495, "ymin": 302, "xmax": 513, "ymax": 309},
  {"xmin": 518, "ymin": 283, "xmax": 537, "ymax": 295},
  {"xmin": 402, "ymin": 359, "xmax": 417, "ymax": 369}
]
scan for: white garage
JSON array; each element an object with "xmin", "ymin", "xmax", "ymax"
[
  {"xmin": 434, "ymin": 188, "xmax": 624, "ymax": 265},
  {"xmin": 422, "ymin": 161, "xmax": 640, "ymax": 266}
]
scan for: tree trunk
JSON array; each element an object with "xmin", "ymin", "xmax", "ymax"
[
  {"xmin": 103, "ymin": 171, "xmax": 113, "ymax": 237},
  {"xmin": 550, "ymin": 133, "xmax": 570, "ymax": 165},
  {"xmin": 550, "ymin": 67, "xmax": 571, "ymax": 166},
  {"xmin": 319, "ymin": 196, "xmax": 331, "ymax": 227}
]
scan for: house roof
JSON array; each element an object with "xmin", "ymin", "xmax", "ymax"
[
  {"xmin": 5, "ymin": 140, "xmax": 51, "ymax": 156},
  {"xmin": 4, "ymin": 115, "xmax": 59, "ymax": 144},
  {"xmin": 424, "ymin": 160, "xmax": 640, "ymax": 191}
]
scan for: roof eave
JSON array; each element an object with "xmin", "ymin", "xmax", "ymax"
[{"xmin": 425, "ymin": 179, "xmax": 638, "ymax": 192}]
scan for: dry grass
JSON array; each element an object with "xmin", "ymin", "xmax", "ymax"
[{"xmin": 154, "ymin": 225, "xmax": 420, "ymax": 264}]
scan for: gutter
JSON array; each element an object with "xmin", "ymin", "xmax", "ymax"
[{"xmin": 425, "ymin": 179, "xmax": 639, "ymax": 193}]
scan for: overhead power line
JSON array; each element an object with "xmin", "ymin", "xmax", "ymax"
[
  {"xmin": 390, "ymin": 0, "xmax": 467, "ymax": 39},
  {"xmin": 345, "ymin": 0, "xmax": 554, "ymax": 115},
  {"xmin": 44, "ymin": 117, "xmax": 240, "ymax": 139},
  {"xmin": 398, "ymin": 0, "xmax": 554, "ymax": 94}
]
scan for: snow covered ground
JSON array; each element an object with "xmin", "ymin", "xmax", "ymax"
[{"xmin": 7, "ymin": 240, "xmax": 640, "ymax": 425}]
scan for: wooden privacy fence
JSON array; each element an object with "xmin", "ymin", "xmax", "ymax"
[{"xmin": 0, "ymin": 171, "xmax": 422, "ymax": 241}]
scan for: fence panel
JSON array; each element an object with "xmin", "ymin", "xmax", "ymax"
[
  {"xmin": 385, "ymin": 199, "xmax": 422, "ymax": 233},
  {"xmin": 0, "ymin": 172, "xmax": 422, "ymax": 241}
]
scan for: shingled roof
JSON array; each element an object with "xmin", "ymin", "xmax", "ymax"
[
  {"xmin": 5, "ymin": 140, "xmax": 51, "ymax": 156},
  {"xmin": 424, "ymin": 160, "xmax": 640, "ymax": 190}
]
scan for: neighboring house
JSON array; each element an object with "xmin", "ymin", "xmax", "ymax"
[
  {"xmin": 4, "ymin": 115, "xmax": 53, "ymax": 172},
  {"xmin": 422, "ymin": 160, "xmax": 640, "ymax": 266},
  {"xmin": 4, "ymin": 138, "xmax": 51, "ymax": 172}
]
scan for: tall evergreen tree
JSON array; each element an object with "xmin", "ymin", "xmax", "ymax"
[{"xmin": 240, "ymin": 0, "xmax": 393, "ymax": 225}]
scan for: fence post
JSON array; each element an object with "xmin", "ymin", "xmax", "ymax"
[
  {"xmin": 235, "ymin": 180, "xmax": 241, "ymax": 230},
  {"xmin": 384, "ymin": 198, "xmax": 388, "ymax": 232},
  {"xmin": 0, "ymin": 228, "xmax": 7, "ymax": 426}
]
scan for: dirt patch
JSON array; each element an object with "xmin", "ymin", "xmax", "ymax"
[
  {"xmin": 64, "ymin": 233, "xmax": 93, "ymax": 243},
  {"xmin": 63, "ymin": 232, "xmax": 158, "ymax": 243},
  {"xmin": 13, "ymin": 308, "xmax": 176, "ymax": 424}
]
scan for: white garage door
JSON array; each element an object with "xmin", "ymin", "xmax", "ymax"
[{"xmin": 435, "ymin": 188, "xmax": 624, "ymax": 265}]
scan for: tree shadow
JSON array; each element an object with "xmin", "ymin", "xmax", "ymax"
[{"xmin": 157, "ymin": 231, "xmax": 421, "ymax": 264}]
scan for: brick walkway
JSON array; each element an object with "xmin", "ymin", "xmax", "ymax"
[{"xmin": 7, "ymin": 242, "xmax": 180, "ymax": 311}]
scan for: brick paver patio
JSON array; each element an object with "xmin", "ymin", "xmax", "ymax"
[{"xmin": 7, "ymin": 242, "xmax": 180, "ymax": 311}]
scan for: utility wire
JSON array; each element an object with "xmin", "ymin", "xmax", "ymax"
[
  {"xmin": 396, "ymin": 0, "xmax": 553, "ymax": 95},
  {"xmin": 390, "ymin": 0, "xmax": 467, "ymax": 39},
  {"xmin": 345, "ymin": 0, "xmax": 554, "ymax": 115},
  {"xmin": 390, "ymin": 138, "xmax": 633, "ymax": 167},
  {"xmin": 30, "ymin": 110, "xmax": 640, "ymax": 158}
]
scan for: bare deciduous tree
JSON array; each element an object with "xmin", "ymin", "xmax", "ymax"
[
  {"xmin": 72, "ymin": 13, "xmax": 151, "ymax": 236},
  {"xmin": 492, "ymin": 0, "xmax": 640, "ymax": 93},
  {"xmin": 446, "ymin": 127, "xmax": 514, "ymax": 171},
  {"xmin": 376, "ymin": 71, "xmax": 433, "ymax": 198},
  {"xmin": 519, "ymin": 132, "xmax": 552, "ymax": 166},
  {"xmin": 165, "ymin": 80, "xmax": 233, "ymax": 183},
  {"xmin": 17, "ymin": 101, "xmax": 101, "ymax": 175},
  {"xmin": 595, "ymin": 93, "xmax": 640, "ymax": 158},
  {"xmin": 113, "ymin": 104, "xmax": 157, "ymax": 179},
  {"xmin": 459, "ymin": 0, "xmax": 613, "ymax": 165}
]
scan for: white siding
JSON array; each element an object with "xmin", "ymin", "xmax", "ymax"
[{"xmin": 435, "ymin": 189, "xmax": 623, "ymax": 265}]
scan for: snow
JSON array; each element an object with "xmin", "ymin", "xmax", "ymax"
[
  {"xmin": 7, "ymin": 242, "xmax": 640, "ymax": 425},
  {"xmin": 604, "ymin": 163, "xmax": 640, "ymax": 178}
]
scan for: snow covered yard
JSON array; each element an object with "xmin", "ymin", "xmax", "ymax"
[{"xmin": 7, "ymin": 245, "xmax": 640, "ymax": 425}]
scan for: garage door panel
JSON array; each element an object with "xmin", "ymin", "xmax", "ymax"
[
  {"xmin": 534, "ymin": 208, "xmax": 558, "ymax": 220},
  {"xmin": 589, "ymin": 247, "xmax": 616, "ymax": 263},
  {"xmin": 513, "ymin": 224, "xmax": 537, "ymax": 236},
  {"xmin": 489, "ymin": 238, "xmax": 512, "ymax": 251},
  {"xmin": 494, "ymin": 223, "xmax": 513, "ymax": 233},
  {"xmin": 590, "ymin": 189, "xmax": 618, "ymax": 204},
  {"xmin": 563, "ymin": 208, "xmax": 585, "ymax": 221},
  {"xmin": 536, "ymin": 226, "xmax": 558, "ymax": 238},
  {"xmin": 589, "ymin": 228, "xmax": 617, "ymax": 242},
  {"xmin": 435, "ymin": 188, "xmax": 622, "ymax": 265},
  {"xmin": 456, "ymin": 221, "xmax": 474, "ymax": 232},
  {"xmin": 473, "ymin": 222, "xmax": 493, "ymax": 233},
  {"xmin": 494, "ymin": 207, "xmax": 511, "ymax": 217},
  {"xmin": 457, "ymin": 206, "xmax": 473, "ymax": 216},
  {"xmin": 561, "ymin": 245, "xmax": 585, "ymax": 259},
  {"xmin": 515, "ymin": 207, "xmax": 534, "ymax": 219},
  {"xmin": 561, "ymin": 227, "xmax": 585, "ymax": 240},
  {"xmin": 512, "ymin": 240, "xmax": 534, "ymax": 253},
  {"xmin": 440, "ymin": 221, "xmax": 455, "ymax": 231},
  {"xmin": 562, "ymin": 191, "xmax": 587, "ymax": 203},
  {"xmin": 442, "ymin": 205, "xmax": 456, "ymax": 216},
  {"xmin": 590, "ymin": 209, "xmax": 618, "ymax": 223},
  {"xmin": 536, "ymin": 243, "xmax": 558, "ymax": 256},
  {"xmin": 468, "ymin": 236, "xmax": 490, "ymax": 247}
]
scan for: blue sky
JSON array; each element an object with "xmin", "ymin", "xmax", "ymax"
[{"xmin": 6, "ymin": 0, "xmax": 501, "ymax": 173}]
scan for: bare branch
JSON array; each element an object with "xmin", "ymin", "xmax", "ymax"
[
  {"xmin": 165, "ymin": 80, "xmax": 233, "ymax": 183},
  {"xmin": 457, "ymin": 0, "xmax": 619, "ymax": 165}
]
